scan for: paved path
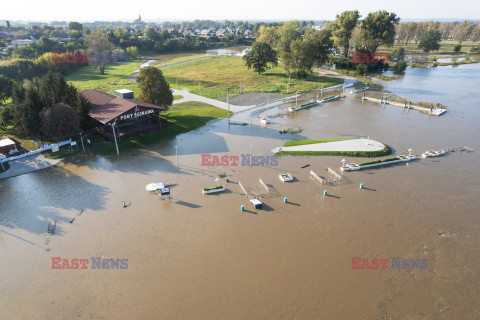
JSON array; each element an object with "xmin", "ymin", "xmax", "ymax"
[
  {"xmin": 0, "ymin": 154, "xmax": 63, "ymax": 180},
  {"xmin": 171, "ymin": 89, "xmax": 255, "ymax": 112},
  {"xmin": 272, "ymin": 139, "xmax": 385, "ymax": 153}
]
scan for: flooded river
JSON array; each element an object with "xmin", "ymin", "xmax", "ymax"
[{"xmin": 0, "ymin": 64, "xmax": 479, "ymax": 319}]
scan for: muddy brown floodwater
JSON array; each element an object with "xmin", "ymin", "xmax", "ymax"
[{"xmin": 1, "ymin": 64, "xmax": 479, "ymax": 319}]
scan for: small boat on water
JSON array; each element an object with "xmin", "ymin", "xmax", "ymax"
[
  {"xmin": 279, "ymin": 173, "xmax": 294, "ymax": 182},
  {"xmin": 146, "ymin": 182, "xmax": 176, "ymax": 192},
  {"xmin": 422, "ymin": 150, "xmax": 446, "ymax": 158},
  {"xmin": 260, "ymin": 117, "xmax": 270, "ymax": 124}
]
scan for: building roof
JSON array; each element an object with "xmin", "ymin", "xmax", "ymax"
[
  {"xmin": 0, "ymin": 136, "xmax": 15, "ymax": 147},
  {"xmin": 83, "ymin": 89, "xmax": 167, "ymax": 125}
]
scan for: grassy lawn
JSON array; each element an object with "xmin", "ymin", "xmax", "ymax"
[
  {"xmin": 277, "ymin": 139, "xmax": 392, "ymax": 157},
  {"xmin": 90, "ymin": 102, "xmax": 231, "ymax": 155},
  {"xmin": 155, "ymin": 54, "xmax": 209, "ymax": 67},
  {"xmin": 173, "ymin": 95, "xmax": 183, "ymax": 100},
  {"xmin": 162, "ymin": 56, "xmax": 343, "ymax": 99},
  {"xmin": 43, "ymin": 143, "xmax": 81, "ymax": 159},
  {"xmin": 0, "ymin": 161, "xmax": 10, "ymax": 174},
  {"xmin": 65, "ymin": 60, "xmax": 143, "ymax": 96},
  {"xmin": 378, "ymin": 40, "xmax": 479, "ymax": 54}
]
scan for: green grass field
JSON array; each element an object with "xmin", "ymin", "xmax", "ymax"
[
  {"xmin": 378, "ymin": 40, "xmax": 480, "ymax": 54},
  {"xmin": 90, "ymin": 101, "xmax": 231, "ymax": 155},
  {"xmin": 277, "ymin": 139, "xmax": 392, "ymax": 157},
  {"xmin": 65, "ymin": 60, "xmax": 143, "ymax": 96},
  {"xmin": 162, "ymin": 56, "xmax": 343, "ymax": 99},
  {"xmin": 155, "ymin": 54, "xmax": 209, "ymax": 67}
]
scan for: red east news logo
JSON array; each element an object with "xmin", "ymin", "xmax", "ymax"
[
  {"xmin": 351, "ymin": 51, "xmax": 389, "ymax": 64},
  {"xmin": 51, "ymin": 51, "xmax": 89, "ymax": 64}
]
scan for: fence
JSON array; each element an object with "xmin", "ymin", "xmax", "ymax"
[{"xmin": 0, "ymin": 139, "xmax": 72, "ymax": 164}]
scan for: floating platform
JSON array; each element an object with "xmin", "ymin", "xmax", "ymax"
[
  {"xmin": 288, "ymin": 102, "xmax": 318, "ymax": 112},
  {"xmin": 422, "ymin": 150, "xmax": 446, "ymax": 158},
  {"xmin": 279, "ymin": 173, "xmax": 294, "ymax": 182},
  {"xmin": 362, "ymin": 96, "xmax": 447, "ymax": 116},
  {"xmin": 341, "ymin": 154, "xmax": 419, "ymax": 171}
]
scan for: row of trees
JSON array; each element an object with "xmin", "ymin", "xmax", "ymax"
[
  {"xmin": 396, "ymin": 21, "xmax": 480, "ymax": 45},
  {"xmin": 244, "ymin": 10, "xmax": 399, "ymax": 78},
  {"xmin": 2, "ymin": 72, "xmax": 92, "ymax": 141}
]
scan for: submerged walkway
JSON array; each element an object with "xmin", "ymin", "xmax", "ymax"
[
  {"xmin": 0, "ymin": 154, "xmax": 62, "ymax": 179},
  {"xmin": 272, "ymin": 139, "xmax": 385, "ymax": 153},
  {"xmin": 171, "ymin": 89, "xmax": 254, "ymax": 112}
]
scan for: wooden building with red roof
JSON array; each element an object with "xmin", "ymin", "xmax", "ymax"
[{"xmin": 82, "ymin": 89, "xmax": 168, "ymax": 141}]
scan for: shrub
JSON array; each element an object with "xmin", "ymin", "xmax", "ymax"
[
  {"xmin": 394, "ymin": 61, "xmax": 408, "ymax": 73},
  {"xmin": 454, "ymin": 44, "xmax": 462, "ymax": 53}
]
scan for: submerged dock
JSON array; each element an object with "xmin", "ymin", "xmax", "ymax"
[{"xmin": 362, "ymin": 96, "xmax": 447, "ymax": 116}]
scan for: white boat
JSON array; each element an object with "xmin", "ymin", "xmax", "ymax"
[
  {"xmin": 146, "ymin": 182, "xmax": 176, "ymax": 192},
  {"xmin": 260, "ymin": 118, "xmax": 270, "ymax": 124},
  {"xmin": 202, "ymin": 186, "xmax": 226, "ymax": 194},
  {"xmin": 250, "ymin": 199, "xmax": 263, "ymax": 209},
  {"xmin": 279, "ymin": 173, "xmax": 294, "ymax": 182},
  {"xmin": 422, "ymin": 150, "xmax": 446, "ymax": 158},
  {"xmin": 341, "ymin": 163, "xmax": 360, "ymax": 171}
]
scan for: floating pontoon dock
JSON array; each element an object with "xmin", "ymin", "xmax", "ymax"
[{"xmin": 362, "ymin": 96, "xmax": 447, "ymax": 116}]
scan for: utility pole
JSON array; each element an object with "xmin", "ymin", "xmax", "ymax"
[
  {"xmin": 199, "ymin": 82, "xmax": 201, "ymax": 96},
  {"xmin": 175, "ymin": 146, "xmax": 179, "ymax": 170},
  {"xmin": 227, "ymin": 91, "xmax": 230, "ymax": 125},
  {"xmin": 79, "ymin": 132, "xmax": 85, "ymax": 153},
  {"xmin": 110, "ymin": 123, "xmax": 119, "ymax": 156},
  {"xmin": 249, "ymin": 144, "xmax": 253, "ymax": 167},
  {"xmin": 281, "ymin": 121, "xmax": 285, "ymax": 147}
]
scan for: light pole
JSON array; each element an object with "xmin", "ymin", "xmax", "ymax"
[
  {"xmin": 249, "ymin": 144, "xmax": 252, "ymax": 167},
  {"xmin": 281, "ymin": 121, "xmax": 285, "ymax": 147},
  {"xmin": 199, "ymin": 81, "xmax": 201, "ymax": 95},
  {"xmin": 227, "ymin": 91, "xmax": 230, "ymax": 125},
  {"xmin": 110, "ymin": 123, "xmax": 119, "ymax": 156},
  {"xmin": 79, "ymin": 132, "xmax": 85, "ymax": 153},
  {"xmin": 175, "ymin": 146, "xmax": 179, "ymax": 170}
]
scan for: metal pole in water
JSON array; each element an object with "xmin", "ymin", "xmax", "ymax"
[
  {"xmin": 110, "ymin": 124, "xmax": 119, "ymax": 156},
  {"xmin": 250, "ymin": 144, "xmax": 253, "ymax": 167},
  {"xmin": 175, "ymin": 146, "xmax": 179, "ymax": 170}
]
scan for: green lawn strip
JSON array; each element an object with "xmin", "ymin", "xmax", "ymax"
[
  {"xmin": 0, "ymin": 126, "xmax": 37, "ymax": 151},
  {"xmin": 284, "ymin": 139, "xmax": 346, "ymax": 147},
  {"xmin": 203, "ymin": 185, "xmax": 225, "ymax": 192},
  {"xmin": 0, "ymin": 161, "xmax": 10, "ymax": 174},
  {"xmin": 43, "ymin": 143, "xmax": 81, "ymax": 159},
  {"xmin": 173, "ymin": 95, "xmax": 183, "ymax": 100},
  {"xmin": 155, "ymin": 54, "xmax": 209, "ymax": 67},
  {"xmin": 278, "ymin": 140, "xmax": 392, "ymax": 158},
  {"xmin": 359, "ymin": 156, "xmax": 399, "ymax": 166},
  {"xmin": 162, "ymin": 55, "xmax": 343, "ymax": 100},
  {"xmin": 90, "ymin": 102, "xmax": 231, "ymax": 155}
]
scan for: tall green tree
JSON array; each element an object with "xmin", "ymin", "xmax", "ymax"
[
  {"xmin": 418, "ymin": 30, "xmax": 442, "ymax": 52},
  {"xmin": 136, "ymin": 67, "xmax": 173, "ymax": 107},
  {"xmin": 360, "ymin": 11, "xmax": 400, "ymax": 52},
  {"xmin": 40, "ymin": 103, "xmax": 80, "ymax": 141},
  {"xmin": 243, "ymin": 42, "xmax": 278, "ymax": 74},
  {"xmin": 68, "ymin": 22, "xmax": 83, "ymax": 31},
  {"xmin": 305, "ymin": 27, "xmax": 334, "ymax": 67},
  {"xmin": 331, "ymin": 10, "xmax": 360, "ymax": 58},
  {"xmin": 86, "ymin": 30, "xmax": 115, "ymax": 75},
  {"xmin": 13, "ymin": 85, "xmax": 43, "ymax": 137},
  {"xmin": 284, "ymin": 39, "xmax": 314, "ymax": 78},
  {"xmin": 0, "ymin": 75, "xmax": 14, "ymax": 104}
]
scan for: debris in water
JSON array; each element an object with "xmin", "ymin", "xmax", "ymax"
[
  {"xmin": 47, "ymin": 221, "xmax": 56, "ymax": 235},
  {"xmin": 122, "ymin": 201, "xmax": 127, "ymax": 208},
  {"xmin": 69, "ymin": 217, "xmax": 75, "ymax": 224},
  {"xmin": 301, "ymin": 164, "xmax": 310, "ymax": 169}
]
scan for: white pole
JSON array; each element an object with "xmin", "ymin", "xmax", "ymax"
[
  {"xmin": 1, "ymin": 161, "xmax": 4, "ymax": 171},
  {"xmin": 175, "ymin": 146, "xmax": 179, "ymax": 170},
  {"xmin": 321, "ymin": 84, "xmax": 323, "ymax": 97},
  {"xmin": 282, "ymin": 121, "xmax": 285, "ymax": 147},
  {"xmin": 250, "ymin": 144, "xmax": 252, "ymax": 167},
  {"xmin": 227, "ymin": 91, "xmax": 230, "ymax": 124},
  {"xmin": 79, "ymin": 132, "xmax": 85, "ymax": 153},
  {"xmin": 111, "ymin": 124, "xmax": 120, "ymax": 156}
]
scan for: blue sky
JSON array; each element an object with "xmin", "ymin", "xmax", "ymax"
[{"xmin": 2, "ymin": 0, "xmax": 479, "ymax": 22}]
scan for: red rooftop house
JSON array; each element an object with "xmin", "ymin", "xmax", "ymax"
[{"xmin": 82, "ymin": 89, "xmax": 168, "ymax": 141}]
